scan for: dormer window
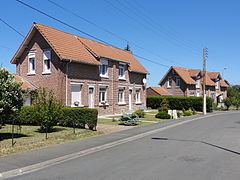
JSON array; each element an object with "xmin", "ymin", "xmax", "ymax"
[
  {"xmin": 43, "ymin": 50, "xmax": 51, "ymax": 74},
  {"xmin": 196, "ymin": 76, "xmax": 201, "ymax": 88},
  {"xmin": 119, "ymin": 63, "xmax": 126, "ymax": 80},
  {"xmin": 215, "ymin": 80, "xmax": 220, "ymax": 90},
  {"xmin": 99, "ymin": 59, "xmax": 108, "ymax": 78},
  {"xmin": 28, "ymin": 52, "xmax": 36, "ymax": 74},
  {"xmin": 167, "ymin": 77, "xmax": 172, "ymax": 88}
]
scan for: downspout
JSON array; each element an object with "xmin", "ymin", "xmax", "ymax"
[
  {"xmin": 65, "ymin": 60, "xmax": 72, "ymax": 106},
  {"xmin": 112, "ymin": 63, "xmax": 114, "ymax": 114}
]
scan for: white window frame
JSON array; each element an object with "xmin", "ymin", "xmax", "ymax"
[
  {"xmin": 189, "ymin": 91, "xmax": 195, "ymax": 97},
  {"xmin": 118, "ymin": 87, "xmax": 126, "ymax": 105},
  {"xmin": 118, "ymin": 63, "xmax": 126, "ymax": 80},
  {"xmin": 99, "ymin": 86, "xmax": 108, "ymax": 106},
  {"xmin": 167, "ymin": 77, "xmax": 172, "ymax": 88},
  {"xmin": 135, "ymin": 88, "xmax": 141, "ymax": 104},
  {"xmin": 71, "ymin": 82, "xmax": 84, "ymax": 107},
  {"xmin": 196, "ymin": 79, "xmax": 201, "ymax": 89},
  {"xmin": 215, "ymin": 81, "xmax": 220, "ymax": 90},
  {"xmin": 28, "ymin": 52, "xmax": 36, "ymax": 75},
  {"xmin": 176, "ymin": 77, "xmax": 181, "ymax": 87},
  {"xmin": 42, "ymin": 50, "xmax": 51, "ymax": 74},
  {"xmin": 99, "ymin": 59, "xmax": 108, "ymax": 78}
]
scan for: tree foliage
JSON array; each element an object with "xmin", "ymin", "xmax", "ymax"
[
  {"xmin": 33, "ymin": 87, "xmax": 63, "ymax": 138},
  {"xmin": 0, "ymin": 67, "xmax": 24, "ymax": 128}
]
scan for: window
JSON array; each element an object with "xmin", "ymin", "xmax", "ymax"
[
  {"xmin": 211, "ymin": 93, "xmax": 215, "ymax": 99},
  {"xmin": 119, "ymin": 63, "xmax": 125, "ymax": 79},
  {"xmin": 28, "ymin": 52, "xmax": 35, "ymax": 74},
  {"xmin": 167, "ymin": 77, "xmax": 172, "ymax": 88},
  {"xmin": 99, "ymin": 86, "xmax": 107, "ymax": 103},
  {"xmin": 135, "ymin": 88, "xmax": 141, "ymax": 103},
  {"xmin": 176, "ymin": 77, "xmax": 180, "ymax": 87},
  {"xmin": 71, "ymin": 84, "xmax": 82, "ymax": 107},
  {"xmin": 189, "ymin": 91, "xmax": 195, "ymax": 96},
  {"xmin": 118, "ymin": 87, "xmax": 125, "ymax": 104},
  {"xmin": 215, "ymin": 81, "xmax": 220, "ymax": 90},
  {"xmin": 196, "ymin": 76, "xmax": 201, "ymax": 88},
  {"xmin": 99, "ymin": 59, "xmax": 108, "ymax": 77},
  {"xmin": 43, "ymin": 50, "xmax": 51, "ymax": 73}
]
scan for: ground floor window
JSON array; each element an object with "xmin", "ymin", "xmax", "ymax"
[
  {"xmin": 135, "ymin": 88, "xmax": 141, "ymax": 103},
  {"xmin": 71, "ymin": 83, "xmax": 82, "ymax": 107},
  {"xmin": 99, "ymin": 86, "xmax": 107, "ymax": 104},
  {"xmin": 118, "ymin": 87, "xmax": 125, "ymax": 104}
]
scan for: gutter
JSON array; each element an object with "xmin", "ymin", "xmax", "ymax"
[{"xmin": 61, "ymin": 58, "xmax": 100, "ymax": 66}]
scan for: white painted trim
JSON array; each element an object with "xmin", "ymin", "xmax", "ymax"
[{"xmin": 70, "ymin": 82, "xmax": 84, "ymax": 85}]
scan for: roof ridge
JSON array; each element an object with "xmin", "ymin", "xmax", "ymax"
[{"xmin": 34, "ymin": 22, "xmax": 131, "ymax": 55}]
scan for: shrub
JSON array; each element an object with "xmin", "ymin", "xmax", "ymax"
[
  {"xmin": 59, "ymin": 107, "xmax": 98, "ymax": 130},
  {"xmin": 177, "ymin": 110, "xmax": 183, "ymax": 117},
  {"xmin": 158, "ymin": 106, "xmax": 169, "ymax": 112},
  {"xmin": 118, "ymin": 113, "xmax": 139, "ymax": 126},
  {"xmin": 155, "ymin": 111, "xmax": 171, "ymax": 119},
  {"xmin": 147, "ymin": 96, "xmax": 214, "ymax": 112},
  {"xmin": 17, "ymin": 106, "xmax": 38, "ymax": 125},
  {"xmin": 134, "ymin": 110, "xmax": 145, "ymax": 118},
  {"xmin": 183, "ymin": 109, "xmax": 193, "ymax": 116},
  {"xmin": 223, "ymin": 97, "xmax": 232, "ymax": 110}
]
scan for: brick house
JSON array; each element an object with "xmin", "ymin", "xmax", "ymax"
[
  {"xmin": 158, "ymin": 66, "xmax": 229, "ymax": 103},
  {"xmin": 10, "ymin": 23, "xmax": 148, "ymax": 115},
  {"xmin": 146, "ymin": 87, "xmax": 172, "ymax": 96}
]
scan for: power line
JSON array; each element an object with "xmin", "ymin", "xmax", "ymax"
[
  {"xmin": 15, "ymin": 0, "xmax": 170, "ymax": 68},
  {"xmin": 125, "ymin": 0, "xmax": 203, "ymax": 50},
  {"xmin": 0, "ymin": 17, "xmax": 25, "ymax": 37},
  {"xmin": 47, "ymin": 0, "xmax": 184, "ymax": 67},
  {"xmin": 105, "ymin": 0, "xmax": 201, "ymax": 56}
]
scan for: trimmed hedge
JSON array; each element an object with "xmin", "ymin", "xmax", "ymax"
[
  {"xmin": 147, "ymin": 96, "xmax": 213, "ymax": 112},
  {"xmin": 134, "ymin": 110, "xmax": 145, "ymax": 118},
  {"xmin": 59, "ymin": 107, "xmax": 98, "ymax": 130}
]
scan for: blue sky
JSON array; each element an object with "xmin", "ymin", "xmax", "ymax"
[{"xmin": 0, "ymin": 0, "xmax": 239, "ymax": 86}]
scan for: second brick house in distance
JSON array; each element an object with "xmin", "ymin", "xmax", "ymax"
[
  {"xmin": 156, "ymin": 66, "xmax": 229, "ymax": 103},
  {"xmin": 10, "ymin": 23, "xmax": 148, "ymax": 115}
]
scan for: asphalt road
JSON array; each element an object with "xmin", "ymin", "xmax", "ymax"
[{"xmin": 6, "ymin": 112, "xmax": 240, "ymax": 180}]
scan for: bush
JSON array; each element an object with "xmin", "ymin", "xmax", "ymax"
[
  {"xmin": 147, "ymin": 96, "xmax": 214, "ymax": 112},
  {"xmin": 118, "ymin": 113, "xmax": 139, "ymax": 126},
  {"xmin": 183, "ymin": 109, "xmax": 193, "ymax": 116},
  {"xmin": 17, "ymin": 106, "xmax": 38, "ymax": 125},
  {"xmin": 223, "ymin": 97, "xmax": 232, "ymax": 110},
  {"xmin": 134, "ymin": 110, "xmax": 145, "ymax": 118},
  {"xmin": 177, "ymin": 110, "xmax": 183, "ymax": 117},
  {"xmin": 155, "ymin": 111, "xmax": 171, "ymax": 119},
  {"xmin": 59, "ymin": 107, "xmax": 98, "ymax": 130}
]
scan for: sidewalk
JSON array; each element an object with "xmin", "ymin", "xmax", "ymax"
[{"xmin": 0, "ymin": 113, "xmax": 215, "ymax": 175}]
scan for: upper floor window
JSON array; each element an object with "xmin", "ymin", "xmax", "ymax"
[
  {"xmin": 119, "ymin": 63, "xmax": 125, "ymax": 79},
  {"xmin": 215, "ymin": 81, "xmax": 220, "ymax": 90},
  {"xmin": 135, "ymin": 88, "xmax": 141, "ymax": 103},
  {"xmin": 28, "ymin": 52, "xmax": 36, "ymax": 74},
  {"xmin": 196, "ymin": 76, "xmax": 201, "ymax": 88},
  {"xmin": 176, "ymin": 77, "xmax": 180, "ymax": 87},
  {"xmin": 167, "ymin": 77, "xmax": 172, "ymax": 88},
  {"xmin": 118, "ymin": 87, "xmax": 125, "ymax": 104},
  {"xmin": 99, "ymin": 59, "xmax": 108, "ymax": 78},
  {"xmin": 43, "ymin": 50, "xmax": 51, "ymax": 73}
]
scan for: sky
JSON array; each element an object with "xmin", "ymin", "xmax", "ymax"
[{"xmin": 0, "ymin": 0, "xmax": 239, "ymax": 86}]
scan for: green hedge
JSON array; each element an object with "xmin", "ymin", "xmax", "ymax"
[
  {"xmin": 155, "ymin": 111, "xmax": 171, "ymax": 119},
  {"xmin": 147, "ymin": 96, "xmax": 213, "ymax": 112},
  {"xmin": 59, "ymin": 107, "xmax": 98, "ymax": 130}
]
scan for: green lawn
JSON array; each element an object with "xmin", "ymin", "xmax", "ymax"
[{"xmin": 0, "ymin": 125, "xmax": 103, "ymax": 157}]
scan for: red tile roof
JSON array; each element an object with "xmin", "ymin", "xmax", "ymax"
[
  {"xmin": 220, "ymin": 80, "xmax": 229, "ymax": 87},
  {"xmin": 148, "ymin": 87, "xmax": 172, "ymax": 96},
  {"xmin": 12, "ymin": 74, "xmax": 37, "ymax": 90},
  {"xmin": 167, "ymin": 66, "xmax": 225, "ymax": 87},
  {"xmin": 12, "ymin": 23, "xmax": 148, "ymax": 73}
]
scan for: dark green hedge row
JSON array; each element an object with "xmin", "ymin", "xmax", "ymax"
[
  {"xmin": 147, "ymin": 96, "xmax": 214, "ymax": 112},
  {"xmin": 7, "ymin": 106, "xmax": 98, "ymax": 130},
  {"xmin": 59, "ymin": 107, "xmax": 98, "ymax": 130}
]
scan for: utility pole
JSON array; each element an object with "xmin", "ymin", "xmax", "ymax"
[{"xmin": 202, "ymin": 48, "xmax": 208, "ymax": 115}]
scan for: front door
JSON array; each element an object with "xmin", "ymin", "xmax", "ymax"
[
  {"xmin": 129, "ymin": 89, "xmax": 132, "ymax": 110},
  {"xmin": 88, "ymin": 88, "xmax": 94, "ymax": 108}
]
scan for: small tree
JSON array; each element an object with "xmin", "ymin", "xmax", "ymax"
[
  {"xmin": 33, "ymin": 87, "xmax": 63, "ymax": 139},
  {"xmin": 0, "ymin": 67, "xmax": 24, "ymax": 129},
  {"xmin": 232, "ymin": 96, "xmax": 240, "ymax": 110},
  {"xmin": 223, "ymin": 97, "xmax": 233, "ymax": 110}
]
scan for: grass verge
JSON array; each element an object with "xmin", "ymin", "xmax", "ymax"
[{"xmin": 0, "ymin": 125, "xmax": 103, "ymax": 157}]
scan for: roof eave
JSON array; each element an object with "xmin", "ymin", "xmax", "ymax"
[{"xmin": 61, "ymin": 58, "xmax": 100, "ymax": 66}]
